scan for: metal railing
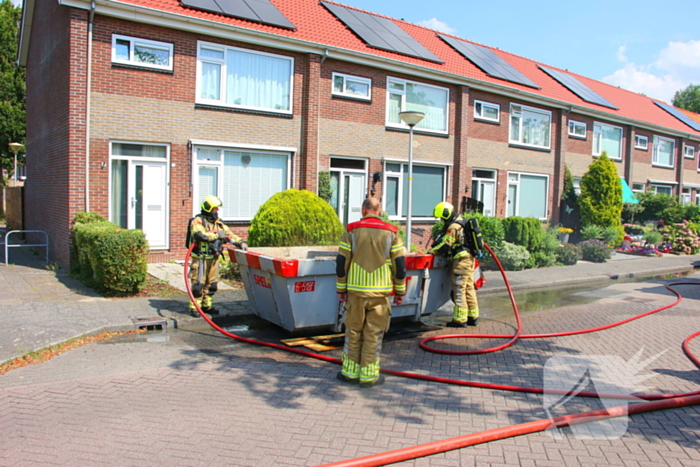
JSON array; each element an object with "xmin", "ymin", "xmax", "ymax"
[{"xmin": 2, "ymin": 230, "xmax": 49, "ymax": 266}]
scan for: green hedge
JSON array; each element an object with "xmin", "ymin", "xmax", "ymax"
[
  {"xmin": 72, "ymin": 217, "xmax": 148, "ymax": 295},
  {"xmin": 502, "ymin": 217, "xmax": 544, "ymax": 252}
]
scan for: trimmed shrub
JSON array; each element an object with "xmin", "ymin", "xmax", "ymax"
[
  {"xmin": 502, "ymin": 216, "xmax": 544, "ymax": 252},
  {"xmin": 556, "ymin": 243, "xmax": 581, "ymax": 265},
  {"xmin": 70, "ymin": 211, "xmax": 106, "ymax": 275},
  {"xmin": 493, "ymin": 241, "xmax": 530, "ymax": 271},
  {"xmin": 579, "ymin": 239, "xmax": 611, "ymax": 263},
  {"xmin": 600, "ymin": 225, "xmax": 625, "ymax": 248},
  {"xmin": 248, "ymin": 189, "xmax": 344, "ymax": 247},
  {"xmin": 72, "ymin": 220, "xmax": 148, "ymax": 295}
]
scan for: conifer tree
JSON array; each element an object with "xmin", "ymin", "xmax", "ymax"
[{"xmin": 579, "ymin": 153, "xmax": 622, "ymax": 229}]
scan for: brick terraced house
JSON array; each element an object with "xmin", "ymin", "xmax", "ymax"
[{"xmin": 17, "ymin": 0, "xmax": 700, "ymax": 268}]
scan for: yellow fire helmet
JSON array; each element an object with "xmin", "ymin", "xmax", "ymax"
[
  {"xmin": 433, "ymin": 201, "xmax": 454, "ymax": 220},
  {"xmin": 201, "ymin": 195, "xmax": 223, "ymax": 213}
]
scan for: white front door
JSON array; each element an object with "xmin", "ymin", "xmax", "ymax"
[
  {"xmin": 345, "ymin": 173, "xmax": 364, "ymax": 224},
  {"xmin": 110, "ymin": 160, "xmax": 168, "ymax": 249},
  {"xmin": 330, "ymin": 170, "xmax": 366, "ymax": 225}
]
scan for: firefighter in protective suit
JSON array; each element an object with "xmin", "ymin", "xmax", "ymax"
[
  {"xmin": 429, "ymin": 201, "xmax": 479, "ymax": 327},
  {"xmin": 336, "ymin": 198, "xmax": 406, "ymax": 388},
  {"xmin": 188, "ymin": 196, "xmax": 247, "ymax": 316}
]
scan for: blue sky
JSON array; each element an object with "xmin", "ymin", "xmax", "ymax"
[{"xmin": 340, "ymin": 0, "xmax": 700, "ymax": 103}]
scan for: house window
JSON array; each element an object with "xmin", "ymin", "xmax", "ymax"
[
  {"xmin": 685, "ymin": 145, "xmax": 695, "ymax": 159},
  {"xmin": 193, "ymin": 146, "xmax": 290, "ymax": 220},
  {"xmin": 681, "ymin": 188, "xmax": 691, "ymax": 204},
  {"xmin": 332, "ymin": 73, "xmax": 371, "ymax": 100},
  {"xmin": 573, "ymin": 177, "xmax": 582, "ymax": 196},
  {"xmin": 471, "ymin": 169, "xmax": 497, "ymax": 217},
  {"xmin": 632, "ymin": 183, "xmax": 645, "ymax": 193},
  {"xmin": 635, "ymin": 135, "xmax": 648, "ymax": 150},
  {"xmin": 196, "ymin": 41, "xmax": 293, "ymax": 114},
  {"xmin": 650, "ymin": 184, "xmax": 673, "ymax": 196},
  {"xmin": 593, "ymin": 122, "xmax": 623, "ymax": 159},
  {"xmin": 568, "ymin": 120, "xmax": 586, "ymax": 139},
  {"xmin": 509, "ymin": 104, "xmax": 551, "ymax": 149},
  {"xmin": 652, "ymin": 136, "xmax": 675, "ymax": 168},
  {"xmin": 383, "ymin": 162, "xmax": 447, "ymax": 219},
  {"xmin": 506, "ymin": 172, "xmax": 549, "ymax": 220},
  {"xmin": 474, "ymin": 100, "xmax": 500, "ymax": 123},
  {"xmin": 386, "ymin": 77, "xmax": 449, "ymax": 133},
  {"xmin": 112, "ymin": 34, "xmax": 174, "ymax": 71}
]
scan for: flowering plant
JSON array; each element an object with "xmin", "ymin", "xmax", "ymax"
[
  {"xmin": 663, "ymin": 220, "xmax": 700, "ymax": 255},
  {"xmin": 617, "ymin": 245, "xmax": 662, "ymax": 257},
  {"xmin": 556, "ymin": 226, "xmax": 574, "ymax": 234}
]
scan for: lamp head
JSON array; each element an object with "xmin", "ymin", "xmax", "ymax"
[
  {"xmin": 9, "ymin": 142, "xmax": 23, "ymax": 154},
  {"xmin": 399, "ymin": 111, "xmax": 425, "ymax": 127}
]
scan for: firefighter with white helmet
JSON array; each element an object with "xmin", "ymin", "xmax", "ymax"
[
  {"xmin": 429, "ymin": 201, "xmax": 480, "ymax": 327},
  {"xmin": 188, "ymin": 196, "xmax": 247, "ymax": 316}
]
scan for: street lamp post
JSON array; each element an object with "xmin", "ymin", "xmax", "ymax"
[
  {"xmin": 398, "ymin": 111, "xmax": 425, "ymax": 253},
  {"xmin": 9, "ymin": 142, "xmax": 24, "ymax": 185}
]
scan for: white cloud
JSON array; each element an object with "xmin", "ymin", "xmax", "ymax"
[
  {"xmin": 416, "ymin": 18, "xmax": 456, "ymax": 34},
  {"xmin": 603, "ymin": 40, "xmax": 700, "ymax": 102},
  {"xmin": 616, "ymin": 45, "xmax": 627, "ymax": 62}
]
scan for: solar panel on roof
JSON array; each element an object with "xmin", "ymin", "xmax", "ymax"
[
  {"xmin": 654, "ymin": 101, "xmax": 700, "ymax": 132},
  {"xmin": 438, "ymin": 34, "xmax": 539, "ymax": 89},
  {"xmin": 321, "ymin": 2, "xmax": 443, "ymax": 63},
  {"xmin": 539, "ymin": 66, "xmax": 618, "ymax": 110},
  {"xmin": 180, "ymin": 0, "xmax": 296, "ymax": 30}
]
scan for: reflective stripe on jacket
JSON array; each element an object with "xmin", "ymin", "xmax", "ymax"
[{"xmin": 336, "ymin": 215, "xmax": 406, "ymax": 297}]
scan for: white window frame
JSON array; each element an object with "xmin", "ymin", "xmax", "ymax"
[
  {"xmin": 635, "ymin": 135, "xmax": 648, "ymax": 150},
  {"xmin": 652, "ymin": 135, "xmax": 676, "ymax": 168},
  {"xmin": 111, "ymin": 34, "xmax": 174, "ymax": 71},
  {"xmin": 681, "ymin": 188, "xmax": 692, "ymax": 204},
  {"xmin": 385, "ymin": 77, "xmax": 449, "ymax": 135},
  {"xmin": 332, "ymin": 72, "xmax": 371, "ymax": 100},
  {"xmin": 382, "ymin": 159, "xmax": 450, "ymax": 221},
  {"xmin": 592, "ymin": 122, "xmax": 623, "ymax": 160},
  {"xmin": 568, "ymin": 120, "xmax": 586, "ymax": 139},
  {"xmin": 509, "ymin": 104, "xmax": 552, "ymax": 149},
  {"xmin": 506, "ymin": 171, "xmax": 549, "ymax": 220},
  {"xmin": 684, "ymin": 145, "xmax": 695, "ymax": 159},
  {"xmin": 474, "ymin": 100, "xmax": 500, "ymax": 123},
  {"xmin": 191, "ymin": 142, "xmax": 294, "ymax": 221},
  {"xmin": 195, "ymin": 41, "xmax": 294, "ymax": 114}
]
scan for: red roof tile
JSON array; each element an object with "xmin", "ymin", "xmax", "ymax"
[{"xmin": 115, "ymin": 0, "xmax": 700, "ymax": 137}]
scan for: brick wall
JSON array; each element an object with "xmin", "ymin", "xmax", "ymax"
[{"xmin": 24, "ymin": 1, "xmax": 77, "ymax": 269}]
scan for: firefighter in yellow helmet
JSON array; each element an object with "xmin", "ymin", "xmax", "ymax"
[
  {"xmin": 188, "ymin": 196, "xmax": 247, "ymax": 316},
  {"xmin": 429, "ymin": 201, "xmax": 479, "ymax": 327},
  {"xmin": 336, "ymin": 197, "xmax": 406, "ymax": 388}
]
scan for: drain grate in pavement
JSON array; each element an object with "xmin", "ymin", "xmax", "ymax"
[{"xmin": 132, "ymin": 317, "xmax": 168, "ymax": 331}]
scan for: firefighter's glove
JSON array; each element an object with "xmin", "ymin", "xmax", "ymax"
[
  {"xmin": 217, "ymin": 230, "xmax": 228, "ymax": 241},
  {"xmin": 238, "ymin": 242, "xmax": 249, "ymax": 251}
]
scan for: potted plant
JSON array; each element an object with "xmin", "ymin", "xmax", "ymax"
[{"xmin": 556, "ymin": 226, "xmax": 573, "ymax": 243}]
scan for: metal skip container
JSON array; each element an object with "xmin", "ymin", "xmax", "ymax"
[{"xmin": 231, "ymin": 246, "xmax": 452, "ymax": 333}]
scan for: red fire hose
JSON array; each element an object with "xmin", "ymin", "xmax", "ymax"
[{"xmin": 184, "ymin": 243, "xmax": 700, "ymax": 465}]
